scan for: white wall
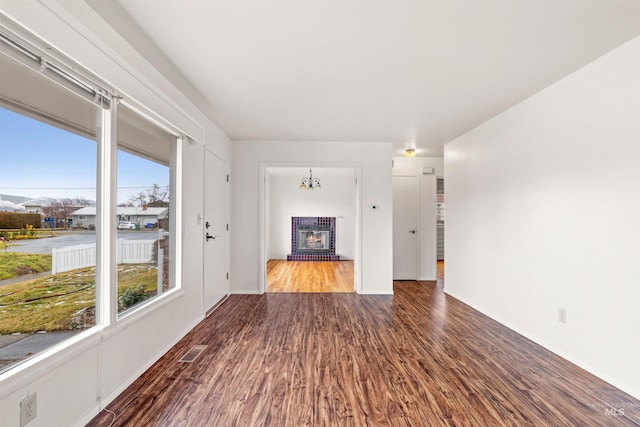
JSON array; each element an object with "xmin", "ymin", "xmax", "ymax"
[
  {"xmin": 445, "ymin": 36, "xmax": 640, "ymax": 398},
  {"xmin": 392, "ymin": 156, "xmax": 443, "ymax": 280},
  {"xmin": 231, "ymin": 141, "xmax": 393, "ymax": 294},
  {"xmin": 0, "ymin": 3, "xmax": 231, "ymax": 426},
  {"xmin": 268, "ymin": 174, "xmax": 356, "ymax": 260},
  {"xmin": 393, "ymin": 156, "xmax": 444, "ymax": 178}
]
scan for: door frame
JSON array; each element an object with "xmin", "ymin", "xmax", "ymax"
[
  {"xmin": 421, "ymin": 173, "xmax": 438, "ymax": 281},
  {"xmin": 391, "ymin": 172, "xmax": 438, "ymax": 281},
  {"xmin": 258, "ymin": 162, "xmax": 363, "ymax": 294}
]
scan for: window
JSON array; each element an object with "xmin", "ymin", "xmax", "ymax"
[
  {"xmin": 116, "ymin": 105, "xmax": 175, "ymax": 315},
  {"xmin": 0, "ymin": 28, "xmax": 181, "ymax": 374},
  {"xmin": 0, "ymin": 47, "xmax": 101, "ymax": 373}
]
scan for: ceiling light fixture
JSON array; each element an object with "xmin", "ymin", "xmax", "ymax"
[
  {"xmin": 405, "ymin": 148, "xmax": 416, "ymax": 158},
  {"xmin": 299, "ymin": 168, "xmax": 321, "ymax": 190}
]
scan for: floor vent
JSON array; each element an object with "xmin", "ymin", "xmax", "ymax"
[{"xmin": 179, "ymin": 345, "xmax": 207, "ymax": 363}]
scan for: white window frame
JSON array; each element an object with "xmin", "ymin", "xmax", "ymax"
[{"xmin": 0, "ymin": 24, "xmax": 185, "ymax": 386}]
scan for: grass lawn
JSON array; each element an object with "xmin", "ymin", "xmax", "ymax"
[
  {"xmin": 0, "ymin": 264, "xmax": 158, "ymax": 334},
  {"xmin": 0, "ymin": 252, "xmax": 52, "ymax": 280}
]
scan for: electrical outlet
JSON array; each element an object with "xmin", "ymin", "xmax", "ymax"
[
  {"xmin": 558, "ymin": 308, "xmax": 567, "ymax": 324},
  {"xmin": 20, "ymin": 393, "xmax": 37, "ymax": 426}
]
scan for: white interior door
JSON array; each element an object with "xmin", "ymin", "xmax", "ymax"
[
  {"xmin": 204, "ymin": 149, "xmax": 228, "ymax": 313},
  {"xmin": 393, "ymin": 176, "xmax": 418, "ymax": 280}
]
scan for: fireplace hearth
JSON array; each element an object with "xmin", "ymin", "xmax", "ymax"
[{"xmin": 288, "ymin": 217, "xmax": 340, "ymax": 261}]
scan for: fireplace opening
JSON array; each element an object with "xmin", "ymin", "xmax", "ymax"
[
  {"xmin": 288, "ymin": 217, "xmax": 340, "ymax": 261},
  {"xmin": 297, "ymin": 227, "xmax": 330, "ymax": 253}
]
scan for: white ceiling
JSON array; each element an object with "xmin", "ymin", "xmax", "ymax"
[{"xmin": 102, "ymin": 1, "xmax": 640, "ymax": 157}]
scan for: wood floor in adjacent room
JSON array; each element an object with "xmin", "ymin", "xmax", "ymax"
[
  {"xmin": 266, "ymin": 259, "xmax": 354, "ymax": 292},
  {"xmin": 88, "ymin": 278, "xmax": 640, "ymax": 426}
]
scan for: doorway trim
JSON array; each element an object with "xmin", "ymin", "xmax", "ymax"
[
  {"xmin": 390, "ymin": 170, "xmax": 438, "ymax": 281},
  {"xmin": 258, "ymin": 162, "xmax": 363, "ymax": 294}
]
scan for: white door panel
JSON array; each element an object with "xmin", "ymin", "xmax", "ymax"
[
  {"xmin": 204, "ymin": 150, "xmax": 228, "ymax": 312},
  {"xmin": 393, "ymin": 176, "xmax": 418, "ymax": 280}
]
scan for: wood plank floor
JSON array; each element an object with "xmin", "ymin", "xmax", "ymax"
[
  {"xmin": 437, "ymin": 259, "xmax": 444, "ymax": 287},
  {"xmin": 266, "ymin": 260, "xmax": 354, "ymax": 292},
  {"xmin": 88, "ymin": 279, "xmax": 640, "ymax": 426}
]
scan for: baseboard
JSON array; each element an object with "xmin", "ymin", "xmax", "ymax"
[{"xmin": 206, "ymin": 294, "xmax": 229, "ymax": 317}]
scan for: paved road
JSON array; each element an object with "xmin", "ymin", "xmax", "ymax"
[{"xmin": 5, "ymin": 230, "xmax": 159, "ymax": 254}]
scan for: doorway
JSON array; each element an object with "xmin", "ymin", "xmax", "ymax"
[
  {"xmin": 261, "ymin": 166, "xmax": 359, "ymax": 293},
  {"xmin": 437, "ymin": 178, "xmax": 445, "ymax": 262}
]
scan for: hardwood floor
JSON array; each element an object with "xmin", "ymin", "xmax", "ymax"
[
  {"xmin": 88, "ymin": 277, "xmax": 640, "ymax": 426},
  {"xmin": 266, "ymin": 259, "xmax": 354, "ymax": 292},
  {"xmin": 437, "ymin": 259, "xmax": 444, "ymax": 287}
]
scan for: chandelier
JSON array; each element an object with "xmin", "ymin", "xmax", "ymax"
[{"xmin": 299, "ymin": 168, "xmax": 321, "ymax": 190}]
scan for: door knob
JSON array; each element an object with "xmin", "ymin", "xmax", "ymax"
[
  {"xmin": 206, "ymin": 233, "xmax": 215, "ymax": 241},
  {"xmin": 205, "ymin": 221, "xmax": 211, "ymax": 229},
  {"xmin": 409, "ymin": 229, "xmax": 416, "ymax": 234}
]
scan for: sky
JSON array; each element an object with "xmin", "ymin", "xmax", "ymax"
[{"xmin": 0, "ymin": 107, "xmax": 169, "ymax": 205}]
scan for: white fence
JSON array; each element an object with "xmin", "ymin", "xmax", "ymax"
[
  {"xmin": 116, "ymin": 239, "xmax": 154, "ymax": 264},
  {"xmin": 52, "ymin": 239, "xmax": 156, "ymax": 274},
  {"xmin": 52, "ymin": 244, "xmax": 96, "ymax": 274}
]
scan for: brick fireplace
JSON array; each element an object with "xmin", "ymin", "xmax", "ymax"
[{"xmin": 287, "ymin": 217, "xmax": 340, "ymax": 261}]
